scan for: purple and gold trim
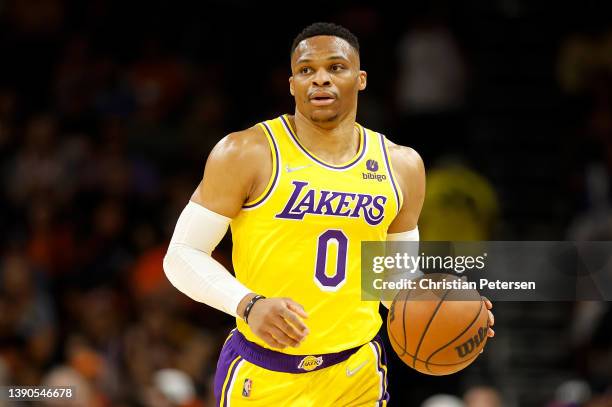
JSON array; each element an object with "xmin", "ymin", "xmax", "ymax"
[
  {"xmin": 217, "ymin": 355, "xmax": 242, "ymax": 407},
  {"xmin": 226, "ymin": 329, "xmax": 361, "ymax": 374},
  {"xmin": 379, "ymin": 133, "xmax": 403, "ymax": 215},
  {"xmin": 214, "ymin": 329, "xmax": 389, "ymax": 405},
  {"xmin": 371, "ymin": 338, "xmax": 390, "ymax": 406},
  {"xmin": 280, "ymin": 115, "xmax": 366, "ymax": 171},
  {"xmin": 242, "ymin": 121, "xmax": 281, "ymax": 209}
]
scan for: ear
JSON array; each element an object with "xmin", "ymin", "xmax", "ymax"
[
  {"xmin": 289, "ymin": 76, "xmax": 295, "ymax": 96},
  {"xmin": 358, "ymin": 70, "xmax": 367, "ymax": 91}
]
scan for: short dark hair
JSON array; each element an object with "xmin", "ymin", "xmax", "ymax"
[{"xmin": 291, "ymin": 22, "xmax": 360, "ymax": 57}]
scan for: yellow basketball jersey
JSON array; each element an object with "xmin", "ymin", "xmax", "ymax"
[{"xmin": 230, "ymin": 114, "xmax": 403, "ymax": 355}]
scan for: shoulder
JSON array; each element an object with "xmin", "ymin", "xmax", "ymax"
[
  {"xmin": 202, "ymin": 122, "xmax": 274, "ymax": 193},
  {"xmin": 192, "ymin": 122, "xmax": 273, "ymax": 215},
  {"xmin": 384, "ymin": 138, "xmax": 425, "ymax": 183},
  {"xmin": 209, "ymin": 124, "xmax": 270, "ymax": 164},
  {"xmin": 381, "ymin": 138, "xmax": 426, "ymax": 231}
]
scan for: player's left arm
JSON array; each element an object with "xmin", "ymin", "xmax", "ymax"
[
  {"xmin": 386, "ymin": 142, "xmax": 425, "ymax": 234},
  {"xmin": 384, "ymin": 141, "xmax": 494, "ymax": 338},
  {"xmin": 380, "ymin": 142, "xmax": 425, "ymax": 309}
]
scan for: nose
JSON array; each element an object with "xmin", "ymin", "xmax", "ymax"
[{"xmin": 312, "ymin": 67, "xmax": 331, "ymax": 87}]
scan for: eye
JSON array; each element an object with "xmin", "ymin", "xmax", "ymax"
[
  {"xmin": 331, "ymin": 64, "xmax": 345, "ymax": 72},
  {"xmin": 299, "ymin": 66, "xmax": 312, "ymax": 74}
]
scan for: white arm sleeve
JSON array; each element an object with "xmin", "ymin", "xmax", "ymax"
[
  {"xmin": 162, "ymin": 200, "xmax": 252, "ymax": 318},
  {"xmin": 387, "ymin": 226, "xmax": 419, "ymax": 242},
  {"xmin": 382, "ymin": 226, "xmax": 420, "ymax": 309}
]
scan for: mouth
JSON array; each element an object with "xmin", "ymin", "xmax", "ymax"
[{"xmin": 309, "ymin": 92, "xmax": 336, "ymax": 107}]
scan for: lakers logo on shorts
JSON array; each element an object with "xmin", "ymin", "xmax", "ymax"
[{"xmin": 297, "ymin": 355, "xmax": 323, "ymax": 371}]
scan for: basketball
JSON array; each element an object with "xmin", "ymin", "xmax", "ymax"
[{"xmin": 387, "ymin": 273, "xmax": 489, "ymax": 375}]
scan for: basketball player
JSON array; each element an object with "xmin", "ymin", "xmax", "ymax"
[{"xmin": 163, "ymin": 22, "xmax": 494, "ymax": 406}]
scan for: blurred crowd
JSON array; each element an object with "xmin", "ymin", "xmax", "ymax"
[{"xmin": 0, "ymin": 0, "xmax": 611, "ymax": 406}]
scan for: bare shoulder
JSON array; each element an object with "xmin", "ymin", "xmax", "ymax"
[
  {"xmin": 209, "ymin": 124, "xmax": 269, "ymax": 166},
  {"xmin": 385, "ymin": 139, "xmax": 425, "ymax": 180},
  {"xmin": 192, "ymin": 123, "xmax": 272, "ymax": 217},
  {"xmin": 384, "ymin": 139, "xmax": 426, "ymax": 232}
]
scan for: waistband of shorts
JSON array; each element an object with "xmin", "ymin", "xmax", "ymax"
[{"xmin": 228, "ymin": 329, "xmax": 375, "ymax": 374}]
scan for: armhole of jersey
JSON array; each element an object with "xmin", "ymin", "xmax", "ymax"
[
  {"xmin": 379, "ymin": 133, "xmax": 404, "ymax": 214},
  {"xmin": 242, "ymin": 122, "xmax": 280, "ymax": 209}
]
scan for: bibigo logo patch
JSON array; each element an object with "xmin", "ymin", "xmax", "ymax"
[{"xmin": 366, "ymin": 159, "xmax": 379, "ymax": 172}]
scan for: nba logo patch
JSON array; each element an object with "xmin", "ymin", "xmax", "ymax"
[{"xmin": 242, "ymin": 378, "xmax": 252, "ymax": 397}]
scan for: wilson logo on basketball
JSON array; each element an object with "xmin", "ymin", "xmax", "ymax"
[
  {"xmin": 298, "ymin": 355, "xmax": 323, "ymax": 371},
  {"xmin": 454, "ymin": 325, "xmax": 488, "ymax": 358}
]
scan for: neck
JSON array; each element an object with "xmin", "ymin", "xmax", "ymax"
[{"xmin": 290, "ymin": 110, "xmax": 359, "ymax": 165}]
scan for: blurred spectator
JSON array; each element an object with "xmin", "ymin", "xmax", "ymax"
[
  {"xmin": 566, "ymin": 164, "xmax": 612, "ymax": 241},
  {"xmin": 559, "ymin": 29, "xmax": 612, "ymax": 183},
  {"xmin": 26, "ymin": 194, "xmax": 77, "ymax": 277},
  {"xmin": 570, "ymin": 301, "xmax": 612, "ymax": 394},
  {"xmin": 396, "ymin": 19, "xmax": 467, "ymax": 114},
  {"xmin": 464, "ymin": 386, "xmax": 503, "ymax": 407},
  {"xmin": 53, "ymin": 35, "xmax": 96, "ymax": 118},
  {"xmin": 566, "ymin": 163, "xmax": 612, "ymax": 391},
  {"xmin": 0, "ymin": 251, "xmax": 57, "ymax": 384},
  {"xmin": 422, "ymin": 394, "xmax": 465, "ymax": 407},
  {"xmin": 0, "ymin": 89, "xmax": 17, "ymax": 160},
  {"xmin": 557, "ymin": 29, "xmax": 612, "ymax": 95},
  {"xmin": 127, "ymin": 39, "xmax": 189, "ymax": 122},
  {"xmin": 6, "ymin": 114, "xmax": 68, "ymax": 205},
  {"xmin": 6, "ymin": 0, "xmax": 65, "ymax": 37},
  {"xmin": 547, "ymin": 379, "xmax": 592, "ymax": 407},
  {"xmin": 41, "ymin": 365, "xmax": 103, "ymax": 407},
  {"xmin": 130, "ymin": 243, "xmax": 172, "ymax": 299},
  {"xmin": 419, "ymin": 157, "xmax": 499, "ymax": 240},
  {"xmin": 146, "ymin": 368, "xmax": 204, "ymax": 407},
  {"xmin": 179, "ymin": 86, "xmax": 229, "ymax": 165},
  {"xmin": 585, "ymin": 394, "xmax": 612, "ymax": 407}
]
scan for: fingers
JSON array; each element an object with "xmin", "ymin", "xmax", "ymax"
[
  {"xmin": 482, "ymin": 296, "xmax": 493, "ymax": 310},
  {"xmin": 280, "ymin": 307, "xmax": 309, "ymax": 334},
  {"xmin": 268, "ymin": 326, "xmax": 299, "ymax": 347},
  {"xmin": 275, "ymin": 316, "xmax": 307, "ymax": 345},
  {"xmin": 483, "ymin": 296, "xmax": 495, "ymax": 338},
  {"xmin": 487, "ymin": 306, "xmax": 495, "ymax": 337},
  {"xmin": 262, "ymin": 332, "xmax": 286, "ymax": 349},
  {"xmin": 258, "ymin": 324, "xmax": 301, "ymax": 349},
  {"xmin": 275, "ymin": 300, "xmax": 309, "ymax": 346},
  {"xmin": 286, "ymin": 300, "xmax": 309, "ymax": 319},
  {"xmin": 249, "ymin": 298, "xmax": 310, "ymax": 349}
]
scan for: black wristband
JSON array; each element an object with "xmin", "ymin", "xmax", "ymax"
[{"xmin": 243, "ymin": 295, "xmax": 266, "ymax": 324}]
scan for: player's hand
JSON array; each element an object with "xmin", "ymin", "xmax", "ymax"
[
  {"xmin": 479, "ymin": 297, "xmax": 495, "ymax": 355},
  {"xmin": 247, "ymin": 297, "xmax": 309, "ymax": 350},
  {"xmin": 483, "ymin": 296, "xmax": 495, "ymax": 338}
]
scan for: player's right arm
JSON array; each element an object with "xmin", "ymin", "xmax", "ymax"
[{"xmin": 163, "ymin": 126, "xmax": 309, "ymax": 349}]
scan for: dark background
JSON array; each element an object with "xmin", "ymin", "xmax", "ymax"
[{"xmin": 0, "ymin": 0, "xmax": 611, "ymax": 406}]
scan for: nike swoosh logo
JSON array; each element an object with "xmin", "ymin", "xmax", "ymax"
[
  {"xmin": 286, "ymin": 164, "xmax": 312, "ymax": 173},
  {"xmin": 346, "ymin": 360, "xmax": 368, "ymax": 377}
]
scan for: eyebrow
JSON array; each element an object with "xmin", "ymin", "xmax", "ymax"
[{"xmin": 296, "ymin": 55, "xmax": 350, "ymax": 64}]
